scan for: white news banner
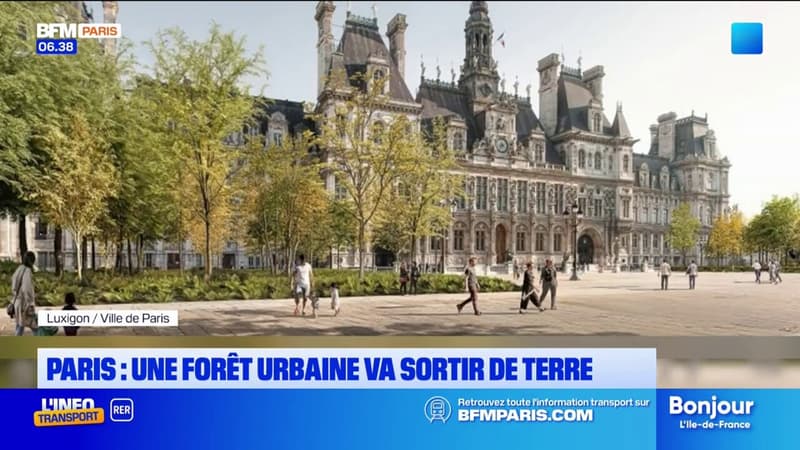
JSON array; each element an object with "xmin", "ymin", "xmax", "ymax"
[{"xmin": 37, "ymin": 310, "xmax": 178, "ymax": 327}]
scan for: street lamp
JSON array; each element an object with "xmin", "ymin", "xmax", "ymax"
[
  {"xmin": 562, "ymin": 202, "xmax": 584, "ymax": 281},
  {"xmin": 698, "ymin": 235, "xmax": 707, "ymax": 267},
  {"xmin": 441, "ymin": 199, "xmax": 458, "ymax": 273}
]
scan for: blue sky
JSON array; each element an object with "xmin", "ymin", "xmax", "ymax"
[{"xmin": 86, "ymin": 1, "xmax": 800, "ymax": 217}]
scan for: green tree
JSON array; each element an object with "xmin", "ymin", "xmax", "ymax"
[
  {"xmin": 145, "ymin": 24, "xmax": 266, "ymax": 281},
  {"xmin": 31, "ymin": 113, "xmax": 118, "ymax": 281},
  {"xmin": 669, "ymin": 202, "xmax": 700, "ymax": 265},
  {"xmin": 376, "ymin": 118, "xmax": 463, "ymax": 263},
  {"xmin": 241, "ymin": 131, "xmax": 330, "ymax": 275},
  {"xmin": 744, "ymin": 196, "xmax": 800, "ymax": 263},
  {"xmin": 315, "ymin": 73, "xmax": 416, "ymax": 278},
  {"xmin": 0, "ymin": 2, "xmax": 117, "ymax": 262}
]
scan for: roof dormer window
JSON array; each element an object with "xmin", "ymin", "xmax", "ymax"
[{"xmin": 592, "ymin": 113, "xmax": 602, "ymax": 133}]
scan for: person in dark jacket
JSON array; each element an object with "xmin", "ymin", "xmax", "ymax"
[
  {"xmin": 519, "ymin": 262, "xmax": 543, "ymax": 313},
  {"xmin": 399, "ymin": 262, "xmax": 409, "ymax": 295},
  {"xmin": 62, "ymin": 292, "xmax": 80, "ymax": 336},
  {"xmin": 410, "ymin": 262, "xmax": 420, "ymax": 295}
]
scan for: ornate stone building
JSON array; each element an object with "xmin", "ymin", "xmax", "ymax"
[
  {"xmin": 0, "ymin": 1, "xmax": 732, "ymax": 273},
  {"xmin": 320, "ymin": 1, "xmax": 731, "ymax": 272}
]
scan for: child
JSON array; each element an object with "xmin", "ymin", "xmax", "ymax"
[
  {"xmin": 63, "ymin": 292, "xmax": 79, "ymax": 336},
  {"xmin": 309, "ymin": 290, "xmax": 321, "ymax": 318},
  {"xmin": 330, "ymin": 283, "xmax": 341, "ymax": 316}
]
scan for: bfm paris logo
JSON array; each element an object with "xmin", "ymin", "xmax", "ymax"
[{"xmin": 36, "ymin": 23, "xmax": 121, "ymax": 39}]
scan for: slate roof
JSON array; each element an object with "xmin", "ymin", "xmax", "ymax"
[
  {"xmin": 633, "ymin": 153, "xmax": 671, "ymax": 188},
  {"xmin": 333, "ymin": 14, "xmax": 415, "ymax": 103},
  {"xmin": 256, "ymin": 98, "xmax": 314, "ymax": 134},
  {"xmin": 674, "ymin": 120, "xmax": 707, "ymax": 158},
  {"xmin": 555, "ymin": 75, "xmax": 612, "ymax": 135},
  {"xmin": 611, "ymin": 108, "xmax": 631, "ymax": 137}
]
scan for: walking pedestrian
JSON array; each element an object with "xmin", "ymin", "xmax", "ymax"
[
  {"xmin": 329, "ymin": 283, "xmax": 341, "ymax": 316},
  {"xmin": 410, "ymin": 261, "xmax": 420, "ymax": 295},
  {"xmin": 768, "ymin": 261, "xmax": 776, "ymax": 284},
  {"xmin": 457, "ymin": 257, "xmax": 481, "ymax": 315},
  {"xmin": 753, "ymin": 261, "xmax": 762, "ymax": 284},
  {"xmin": 774, "ymin": 260, "xmax": 783, "ymax": 284},
  {"xmin": 659, "ymin": 259, "xmax": 671, "ymax": 290},
  {"xmin": 513, "ymin": 261, "xmax": 520, "ymax": 280},
  {"xmin": 686, "ymin": 260, "xmax": 698, "ymax": 290},
  {"xmin": 399, "ymin": 262, "xmax": 409, "ymax": 295},
  {"xmin": 539, "ymin": 259, "xmax": 558, "ymax": 310},
  {"xmin": 292, "ymin": 254, "xmax": 313, "ymax": 316},
  {"xmin": 519, "ymin": 262, "xmax": 543, "ymax": 313},
  {"xmin": 9, "ymin": 251, "xmax": 37, "ymax": 336}
]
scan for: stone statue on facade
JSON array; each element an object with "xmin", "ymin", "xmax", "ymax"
[
  {"xmin": 496, "ymin": 116, "xmax": 504, "ymax": 131},
  {"xmin": 420, "ymin": 56, "xmax": 425, "ymax": 79},
  {"xmin": 500, "ymin": 77, "xmax": 506, "ymax": 94},
  {"xmin": 514, "ymin": 77, "xmax": 519, "ymax": 97},
  {"xmin": 526, "ymin": 83, "xmax": 531, "ymax": 100},
  {"xmin": 451, "ymin": 67, "xmax": 456, "ymax": 84},
  {"xmin": 472, "ymin": 55, "xmax": 478, "ymax": 69},
  {"xmin": 510, "ymin": 182, "xmax": 517, "ymax": 212},
  {"xmin": 436, "ymin": 64, "xmax": 441, "ymax": 81}
]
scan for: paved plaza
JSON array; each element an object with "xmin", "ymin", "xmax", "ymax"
[{"xmin": 1, "ymin": 272, "xmax": 799, "ymax": 336}]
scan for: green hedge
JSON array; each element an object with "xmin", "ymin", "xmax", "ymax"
[{"xmin": 0, "ymin": 268, "xmax": 517, "ymax": 306}]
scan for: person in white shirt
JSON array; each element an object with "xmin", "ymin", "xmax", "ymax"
[
  {"xmin": 330, "ymin": 282, "xmax": 341, "ymax": 316},
  {"xmin": 292, "ymin": 254, "xmax": 313, "ymax": 316},
  {"xmin": 752, "ymin": 261, "xmax": 762, "ymax": 284},
  {"xmin": 659, "ymin": 259, "xmax": 672, "ymax": 290},
  {"xmin": 686, "ymin": 260, "xmax": 698, "ymax": 290}
]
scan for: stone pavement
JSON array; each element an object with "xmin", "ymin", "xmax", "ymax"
[{"xmin": 1, "ymin": 272, "xmax": 799, "ymax": 336}]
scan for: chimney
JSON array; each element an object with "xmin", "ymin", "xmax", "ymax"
[
  {"xmin": 102, "ymin": 1, "xmax": 118, "ymax": 56},
  {"xmin": 537, "ymin": 53, "xmax": 560, "ymax": 136},
  {"xmin": 583, "ymin": 65, "xmax": 604, "ymax": 103},
  {"xmin": 315, "ymin": 1, "xmax": 336, "ymax": 96},
  {"xmin": 387, "ymin": 14, "xmax": 408, "ymax": 82}
]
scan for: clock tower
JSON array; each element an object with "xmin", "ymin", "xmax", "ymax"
[{"xmin": 459, "ymin": 1, "xmax": 500, "ymax": 109}]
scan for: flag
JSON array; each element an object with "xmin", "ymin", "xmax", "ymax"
[{"xmin": 496, "ymin": 32, "xmax": 505, "ymax": 48}]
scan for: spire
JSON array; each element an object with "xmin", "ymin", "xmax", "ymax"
[
  {"xmin": 611, "ymin": 104, "xmax": 631, "ymax": 138},
  {"xmin": 470, "ymin": 1, "xmax": 489, "ymax": 15}
]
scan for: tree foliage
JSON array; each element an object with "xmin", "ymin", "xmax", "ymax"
[
  {"xmin": 144, "ymin": 24, "xmax": 266, "ymax": 281},
  {"xmin": 707, "ymin": 207, "xmax": 744, "ymax": 265},
  {"xmin": 315, "ymin": 73, "xmax": 417, "ymax": 278},
  {"xmin": 744, "ymin": 196, "xmax": 800, "ymax": 260},
  {"xmin": 31, "ymin": 114, "xmax": 118, "ymax": 280},
  {"xmin": 374, "ymin": 117, "xmax": 463, "ymax": 263},
  {"xmin": 668, "ymin": 202, "xmax": 700, "ymax": 264}
]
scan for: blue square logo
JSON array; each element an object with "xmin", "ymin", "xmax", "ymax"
[
  {"xmin": 110, "ymin": 398, "xmax": 134, "ymax": 423},
  {"xmin": 731, "ymin": 22, "xmax": 763, "ymax": 54}
]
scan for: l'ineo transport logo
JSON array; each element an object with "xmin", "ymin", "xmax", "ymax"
[
  {"xmin": 34, "ymin": 398, "xmax": 105, "ymax": 427},
  {"xmin": 424, "ymin": 396, "xmax": 452, "ymax": 423}
]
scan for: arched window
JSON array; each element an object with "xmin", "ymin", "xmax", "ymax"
[
  {"xmin": 623, "ymin": 155, "xmax": 630, "ymax": 173},
  {"xmin": 592, "ymin": 114, "xmax": 602, "ymax": 132},
  {"xmin": 474, "ymin": 33, "xmax": 479, "ymax": 50},
  {"xmin": 535, "ymin": 144, "xmax": 544, "ymax": 162},
  {"xmin": 483, "ymin": 34, "xmax": 488, "ymax": 50},
  {"xmin": 587, "ymin": 153, "xmax": 593, "ymax": 169},
  {"xmin": 595, "ymin": 153, "xmax": 602, "ymax": 170},
  {"xmin": 453, "ymin": 131, "xmax": 464, "ymax": 151},
  {"xmin": 578, "ymin": 150, "xmax": 586, "ymax": 169}
]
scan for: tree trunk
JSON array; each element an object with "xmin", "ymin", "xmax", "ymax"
[
  {"xmin": 75, "ymin": 232, "xmax": 83, "ymax": 281},
  {"xmin": 127, "ymin": 238, "xmax": 133, "ymax": 275},
  {"xmin": 136, "ymin": 234, "xmax": 143, "ymax": 272},
  {"xmin": 17, "ymin": 214, "xmax": 27, "ymax": 259},
  {"xmin": 81, "ymin": 237, "xmax": 88, "ymax": 273},
  {"xmin": 54, "ymin": 226, "xmax": 63, "ymax": 276},
  {"xmin": 115, "ymin": 239, "xmax": 122, "ymax": 273},
  {"xmin": 91, "ymin": 238, "xmax": 96, "ymax": 271},
  {"xmin": 358, "ymin": 225, "xmax": 366, "ymax": 279},
  {"xmin": 204, "ymin": 219, "xmax": 212, "ymax": 282}
]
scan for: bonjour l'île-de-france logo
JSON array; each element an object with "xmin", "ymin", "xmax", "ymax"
[
  {"xmin": 424, "ymin": 396, "xmax": 452, "ymax": 423},
  {"xmin": 34, "ymin": 397, "xmax": 105, "ymax": 427}
]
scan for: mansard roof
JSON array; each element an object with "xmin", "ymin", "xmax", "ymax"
[
  {"xmin": 417, "ymin": 82, "xmax": 546, "ymax": 152},
  {"xmin": 256, "ymin": 98, "xmax": 314, "ymax": 134},
  {"xmin": 333, "ymin": 13, "xmax": 415, "ymax": 103},
  {"xmin": 555, "ymin": 74, "xmax": 612, "ymax": 135},
  {"xmin": 632, "ymin": 153, "xmax": 671, "ymax": 189}
]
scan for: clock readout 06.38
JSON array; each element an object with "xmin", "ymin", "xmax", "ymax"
[{"xmin": 36, "ymin": 38, "xmax": 78, "ymax": 55}]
